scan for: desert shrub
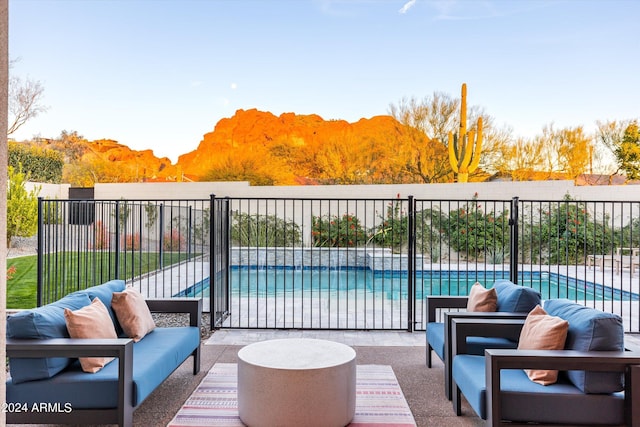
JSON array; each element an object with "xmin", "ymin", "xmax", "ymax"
[
  {"xmin": 311, "ymin": 214, "xmax": 367, "ymax": 247},
  {"xmin": 445, "ymin": 198, "xmax": 509, "ymax": 259},
  {"xmin": 534, "ymin": 196, "xmax": 614, "ymax": 264},
  {"xmin": 369, "ymin": 198, "xmax": 408, "ymax": 250},
  {"xmin": 93, "ymin": 220, "xmax": 110, "ymax": 250},
  {"xmin": 121, "ymin": 233, "xmax": 141, "ymax": 250},
  {"xmin": 7, "ymin": 165, "xmax": 40, "ymax": 247},
  {"xmin": 163, "ymin": 229, "xmax": 187, "ymax": 251},
  {"xmin": 232, "ymin": 213, "xmax": 301, "ymax": 247},
  {"xmin": 415, "ymin": 206, "xmax": 448, "ymax": 262}
]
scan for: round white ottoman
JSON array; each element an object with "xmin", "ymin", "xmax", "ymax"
[{"xmin": 237, "ymin": 338, "xmax": 356, "ymax": 427}]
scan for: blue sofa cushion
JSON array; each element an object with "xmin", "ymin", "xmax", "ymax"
[
  {"xmin": 6, "ymin": 326, "xmax": 200, "ymax": 408},
  {"xmin": 7, "ymin": 292, "xmax": 92, "ymax": 384},
  {"xmin": 453, "ymin": 354, "xmax": 624, "ymax": 424},
  {"xmin": 544, "ymin": 299, "xmax": 624, "ymax": 393},
  {"xmin": 492, "ymin": 280, "xmax": 541, "ymax": 313}
]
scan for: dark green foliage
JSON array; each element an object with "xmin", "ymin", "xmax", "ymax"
[
  {"xmin": 8, "ymin": 142, "xmax": 64, "ymax": 183},
  {"xmin": 370, "ymin": 199, "xmax": 409, "ymax": 250},
  {"xmin": 534, "ymin": 196, "xmax": 614, "ymax": 263},
  {"xmin": 311, "ymin": 214, "xmax": 368, "ymax": 247},
  {"xmin": 445, "ymin": 198, "xmax": 510, "ymax": 258}
]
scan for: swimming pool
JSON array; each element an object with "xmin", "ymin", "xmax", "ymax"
[{"xmin": 178, "ymin": 267, "xmax": 638, "ymax": 302}]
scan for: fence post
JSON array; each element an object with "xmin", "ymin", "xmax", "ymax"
[
  {"xmin": 37, "ymin": 197, "xmax": 43, "ymax": 307},
  {"xmin": 223, "ymin": 197, "xmax": 231, "ymax": 319},
  {"xmin": 115, "ymin": 200, "xmax": 120, "ymax": 279},
  {"xmin": 209, "ymin": 194, "xmax": 215, "ymax": 328},
  {"xmin": 509, "ymin": 197, "xmax": 519, "ymax": 284},
  {"xmin": 188, "ymin": 206, "xmax": 193, "ymax": 261},
  {"xmin": 159, "ymin": 203, "xmax": 164, "ymax": 269},
  {"xmin": 407, "ymin": 195, "xmax": 415, "ymax": 332}
]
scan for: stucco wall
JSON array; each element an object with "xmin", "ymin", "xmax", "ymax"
[
  {"xmin": 90, "ymin": 180, "xmax": 638, "ymax": 202},
  {"xmin": 26, "ymin": 182, "xmax": 70, "ymax": 200},
  {"xmin": 29, "ymin": 180, "xmax": 639, "ymax": 202}
]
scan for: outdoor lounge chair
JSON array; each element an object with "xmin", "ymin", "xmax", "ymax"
[
  {"xmin": 588, "ymin": 247, "xmax": 640, "ymax": 275},
  {"xmin": 425, "ymin": 279, "xmax": 541, "ymax": 400},
  {"xmin": 614, "ymin": 248, "xmax": 640, "ymax": 277},
  {"xmin": 450, "ymin": 299, "xmax": 639, "ymax": 426}
]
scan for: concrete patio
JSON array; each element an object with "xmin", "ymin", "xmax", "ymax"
[
  {"xmin": 133, "ymin": 329, "xmax": 484, "ymax": 427},
  {"xmin": 14, "ymin": 327, "xmax": 640, "ymax": 426}
]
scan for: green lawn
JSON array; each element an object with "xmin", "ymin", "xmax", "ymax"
[
  {"xmin": 7, "ymin": 255, "xmax": 38, "ymax": 309},
  {"xmin": 7, "ymin": 252, "xmax": 194, "ymax": 309}
]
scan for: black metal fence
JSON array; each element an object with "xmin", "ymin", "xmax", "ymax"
[
  {"xmin": 37, "ymin": 195, "xmax": 640, "ymax": 332},
  {"xmin": 37, "ymin": 198, "xmax": 210, "ymax": 306}
]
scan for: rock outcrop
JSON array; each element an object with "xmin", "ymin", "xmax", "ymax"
[{"xmin": 177, "ymin": 109, "xmax": 407, "ymax": 181}]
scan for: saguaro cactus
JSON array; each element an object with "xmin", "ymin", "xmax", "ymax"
[{"xmin": 448, "ymin": 83, "xmax": 483, "ymax": 183}]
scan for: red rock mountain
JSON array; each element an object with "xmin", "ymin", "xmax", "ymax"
[
  {"xmin": 36, "ymin": 109, "xmax": 427, "ymax": 185},
  {"xmin": 177, "ymin": 109, "xmax": 409, "ymax": 182}
]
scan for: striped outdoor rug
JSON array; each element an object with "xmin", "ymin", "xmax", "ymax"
[{"xmin": 167, "ymin": 363, "xmax": 416, "ymax": 427}]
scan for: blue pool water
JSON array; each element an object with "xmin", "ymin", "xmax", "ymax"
[{"xmin": 178, "ymin": 267, "xmax": 638, "ymax": 301}]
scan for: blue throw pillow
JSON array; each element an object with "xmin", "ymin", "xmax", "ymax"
[
  {"xmin": 492, "ymin": 279, "xmax": 541, "ymax": 313},
  {"xmin": 544, "ymin": 298, "xmax": 624, "ymax": 393},
  {"xmin": 7, "ymin": 292, "xmax": 92, "ymax": 384}
]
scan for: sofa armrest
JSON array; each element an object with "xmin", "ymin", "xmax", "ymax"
[
  {"xmin": 426, "ymin": 296, "xmax": 469, "ymax": 323},
  {"xmin": 7, "ymin": 338, "xmax": 134, "ymax": 427},
  {"xmin": 439, "ymin": 312, "xmax": 529, "ymax": 399},
  {"xmin": 484, "ymin": 349, "xmax": 640, "ymax": 427},
  {"xmin": 7, "ymin": 337, "xmax": 134, "ymax": 359},
  {"xmin": 444, "ymin": 312, "xmax": 528, "ymax": 348},
  {"xmin": 146, "ymin": 298, "xmax": 202, "ymax": 328},
  {"xmin": 451, "ymin": 318, "xmax": 525, "ymax": 357}
]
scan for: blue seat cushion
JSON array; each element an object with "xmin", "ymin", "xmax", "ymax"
[
  {"xmin": 426, "ymin": 322, "xmax": 445, "ymax": 361},
  {"xmin": 453, "ymin": 354, "xmax": 624, "ymax": 425},
  {"xmin": 427, "ymin": 322, "xmax": 517, "ymax": 363},
  {"xmin": 544, "ymin": 299, "xmax": 624, "ymax": 393},
  {"xmin": 7, "ymin": 292, "xmax": 92, "ymax": 384},
  {"xmin": 6, "ymin": 326, "xmax": 200, "ymax": 408},
  {"xmin": 492, "ymin": 279, "xmax": 541, "ymax": 313}
]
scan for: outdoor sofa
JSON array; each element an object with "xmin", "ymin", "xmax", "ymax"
[
  {"xmin": 426, "ymin": 279, "xmax": 541, "ymax": 399},
  {"xmin": 5, "ymin": 279, "xmax": 202, "ymax": 427},
  {"xmin": 451, "ymin": 299, "xmax": 640, "ymax": 426}
]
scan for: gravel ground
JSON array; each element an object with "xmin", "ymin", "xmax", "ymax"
[
  {"xmin": 7, "ymin": 236, "xmax": 38, "ymax": 258},
  {"xmin": 153, "ymin": 312, "xmax": 215, "ymax": 341}
]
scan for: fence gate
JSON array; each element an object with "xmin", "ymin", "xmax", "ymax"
[{"xmin": 210, "ymin": 195, "xmax": 230, "ymax": 328}]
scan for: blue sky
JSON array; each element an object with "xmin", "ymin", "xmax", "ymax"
[{"xmin": 9, "ymin": 0, "xmax": 640, "ymax": 163}]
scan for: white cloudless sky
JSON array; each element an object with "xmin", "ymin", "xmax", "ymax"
[{"xmin": 9, "ymin": 0, "xmax": 640, "ymax": 163}]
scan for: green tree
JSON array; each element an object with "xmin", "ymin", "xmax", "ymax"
[
  {"xmin": 618, "ymin": 122, "xmax": 640, "ymax": 179},
  {"xmin": 597, "ymin": 119, "xmax": 640, "ymax": 180},
  {"xmin": 7, "ymin": 165, "xmax": 40, "ymax": 247}
]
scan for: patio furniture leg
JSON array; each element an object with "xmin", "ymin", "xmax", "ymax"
[{"xmin": 452, "ymin": 384, "xmax": 462, "ymax": 416}]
